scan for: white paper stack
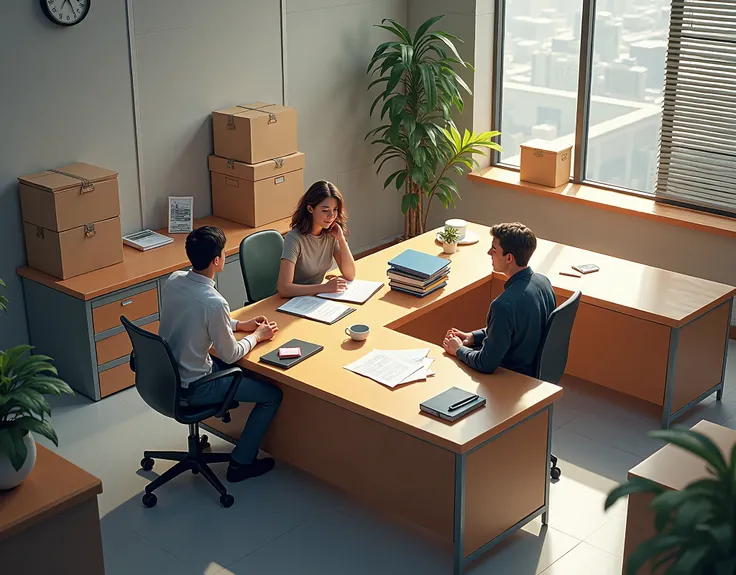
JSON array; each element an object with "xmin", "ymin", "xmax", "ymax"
[{"xmin": 343, "ymin": 348, "xmax": 435, "ymax": 388}]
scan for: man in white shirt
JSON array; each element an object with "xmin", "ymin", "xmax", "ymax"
[{"xmin": 159, "ymin": 226, "xmax": 282, "ymax": 482}]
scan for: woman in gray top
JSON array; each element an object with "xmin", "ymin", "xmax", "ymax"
[{"xmin": 277, "ymin": 180, "xmax": 356, "ymax": 297}]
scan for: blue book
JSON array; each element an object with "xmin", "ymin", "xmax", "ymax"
[{"xmin": 388, "ymin": 249, "xmax": 450, "ymax": 280}]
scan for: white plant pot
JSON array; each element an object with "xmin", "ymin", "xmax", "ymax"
[
  {"xmin": 0, "ymin": 431, "xmax": 37, "ymax": 490},
  {"xmin": 443, "ymin": 241, "xmax": 458, "ymax": 254}
]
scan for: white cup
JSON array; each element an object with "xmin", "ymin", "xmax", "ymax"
[
  {"xmin": 444, "ymin": 218, "xmax": 467, "ymax": 241},
  {"xmin": 345, "ymin": 323, "xmax": 370, "ymax": 341}
]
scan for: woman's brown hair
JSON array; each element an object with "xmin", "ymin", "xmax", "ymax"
[{"xmin": 290, "ymin": 180, "xmax": 349, "ymax": 236}]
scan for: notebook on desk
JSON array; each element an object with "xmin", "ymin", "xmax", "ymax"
[
  {"xmin": 259, "ymin": 339, "xmax": 324, "ymax": 369},
  {"xmin": 388, "ymin": 249, "xmax": 450, "ymax": 280},
  {"xmin": 420, "ymin": 387, "xmax": 486, "ymax": 422}
]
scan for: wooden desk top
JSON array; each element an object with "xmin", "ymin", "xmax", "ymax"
[
  {"xmin": 526, "ymin": 236, "xmax": 736, "ymax": 327},
  {"xmin": 629, "ymin": 420, "xmax": 736, "ymax": 491},
  {"xmin": 232, "ymin": 223, "xmax": 564, "ymax": 453},
  {"xmin": 16, "ymin": 216, "xmax": 291, "ymax": 301},
  {"xmin": 0, "ymin": 444, "xmax": 102, "ymax": 542}
]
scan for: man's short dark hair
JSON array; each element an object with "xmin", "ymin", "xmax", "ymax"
[
  {"xmin": 491, "ymin": 222, "xmax": 537, "ymax": 267},
  {"xmin": 185, "ymin": 226, "xmax": 226, "ymax": 271}
]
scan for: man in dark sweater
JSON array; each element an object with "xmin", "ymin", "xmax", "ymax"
[{"xmin": 443, "ymin": 222, "xmax": 556, "ymax": 376}]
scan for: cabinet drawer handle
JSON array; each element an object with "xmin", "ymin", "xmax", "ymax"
[{"xmin": 121, "ymin": 299, "xmax": 133, "ymax": 307}]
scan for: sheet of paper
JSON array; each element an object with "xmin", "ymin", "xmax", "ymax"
[
  {"xmin": 374, "ymin": 348, "xmax": 431, "ymax": 363},
  {"xmin": 399, "ymin": 357, "xmax": 435, "ymax": 384},
  {"xmin": 344, "ymin": 350, "xmax": 425, "ymax": 388},
  {"xmin": 277, "ymin": 296, "xmax": 351, "ymax": 324},
  {"xmin": 317, "ymin": 280, "xmax": 384, "ymax": 304}
]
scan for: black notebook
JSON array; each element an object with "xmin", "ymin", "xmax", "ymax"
[
  {"xmin": 259, "ymin": 339, "xmax": 324, "ymax": 370},
  {"xmin": 420, "ymin": 387, "xmax": 486, "ymax": 422}
]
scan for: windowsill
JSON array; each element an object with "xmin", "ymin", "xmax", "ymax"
[{"xmin": 468, "ymin": 167, "xmax": 736, "ymax": 240}]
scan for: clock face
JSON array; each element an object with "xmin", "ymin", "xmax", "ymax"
[{"xmin": 41, "ymin": 0, "xmax": 90, "ymax": 27}]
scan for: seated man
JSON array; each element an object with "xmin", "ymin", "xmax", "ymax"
[
  {"xmin": 443, "ymin": 222, "xmax": 555, "ymax": 376},
  {"xmin": 159, "ymin": 226, "xmax": 283, "ymax": 482}
]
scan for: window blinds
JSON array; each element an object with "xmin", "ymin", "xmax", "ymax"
[{"xmin": 656, "ymin": 0, "xmax": 736, "ymax": 216}]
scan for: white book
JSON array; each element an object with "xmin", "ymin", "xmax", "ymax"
[
  {"xmin": 317, "ymin": 280, "xmax": 384, "ymax": 304},
  {"xmin": 123, "ymin": 229, "xmax": 174, "ymax": 251},
  {"xmin": 277, "ymin": 296, "xmax": 355, "ymax": 325}
]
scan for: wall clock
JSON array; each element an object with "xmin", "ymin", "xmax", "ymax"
[{"xmin": 40, "ymin": 0, "xmax": 90, "ymax": 27}]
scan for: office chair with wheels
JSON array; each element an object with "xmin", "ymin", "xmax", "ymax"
[
  {"xmin": 239, "ymin": 229, "xmax": 285, "ymax": 306},
  {"xmin": 121, "ymin": 316, "xmax": 242, "ymax": 508},
  {"xmin": 534, "ymin": 290, "xmax": 582, "ymax": 480}
]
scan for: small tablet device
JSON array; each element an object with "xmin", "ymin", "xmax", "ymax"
[
  {"xmin": 278, "ymin": 347, "xmax": 302, "ymax": 359},
  {"xmin": 572, "ymin": 264, "xmax": 599, "ymax": 275}
]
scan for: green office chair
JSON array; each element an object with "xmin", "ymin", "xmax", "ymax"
[{"xmin": 239, "ymin": 230, "xmax": 284, "ymax": 306}]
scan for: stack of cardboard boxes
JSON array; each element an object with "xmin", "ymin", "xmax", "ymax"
[
  {"xmin": 18, "ymin": 162, "xmax": 124, "ymax": 279},
  {"xmin": 210, "ymin": 102, "xmax": 304, "ymax": 227}
]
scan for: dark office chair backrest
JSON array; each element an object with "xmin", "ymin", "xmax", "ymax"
[
  {"xmin": 121, "ymin": 316, "xmax": 181, "ymax": 419},
  {"xmin": 239, "ymin": 230, "xmax": 285, "ymax": 305},
  {"xmin": 534, "ymin": 291, "xmax": 582, "ymax": 385}
]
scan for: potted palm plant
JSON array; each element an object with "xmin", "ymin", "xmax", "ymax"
[
  {"xmin": 604, "ymin": 427, "xmax": 736, "ymax": 574},
  {"xmin": 366, "ymin": 15, "xmax": 501, "ymax": 239},
  {"xmin": 0, "ymin": 278, "xmax": 73, "ymax": 489}
]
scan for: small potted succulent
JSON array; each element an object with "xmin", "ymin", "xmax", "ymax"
[
  {"xmin": 0, "ymin": 278, "xmax": 73, "ymax": 490},
  {"xmin": 438, "ymin": 226, "xmax": 461, "ymax": 254}
]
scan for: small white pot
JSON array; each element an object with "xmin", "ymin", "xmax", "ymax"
[
  {"xmin": 0, "ymin": 431, "xmax": 37, "ymax": 490},
  {"xmin": 443, "ymin": 241, "xmax": 458, "ymax": 254}
]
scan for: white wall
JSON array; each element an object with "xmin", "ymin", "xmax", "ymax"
[
  {"xmin": 0, "ymin": 2, "xmax": 140, "ymax": 350},
  {"xmin": 286, "ymin": 0, "xmax": 407, "ymax": 252},
  {"xmin": 130, "ymin": 0, "xmax": 283, "ymax": 228}
]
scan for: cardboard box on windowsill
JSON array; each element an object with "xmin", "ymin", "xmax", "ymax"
[{"xmin": 519, "ymin": 139, "xmax": 572, "ymax": 188}]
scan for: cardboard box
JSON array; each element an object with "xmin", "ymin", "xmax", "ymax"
[
  {"xmin": 519, "ymin": 139, "xmax": 572, "ymax": 188},
  {"xmin": 23, "ymin": 216, "xmax": 124, "ymax": 280},
  {"xmin": 210, "ymin": 152, "xmax": 305, "ymax": 227},
  {"xmin": 18, "ymin": 162, "xmax": 120, "ymax": 232},
  {"xmin": 212, "ymin": 102, "xmax": 298, "ymax": 164}
]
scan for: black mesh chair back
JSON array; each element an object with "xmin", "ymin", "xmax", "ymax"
[
  {"xmin": 535, "ymin": 291, "xmax": 582, "ymax": 385},
  {"xmin": 121, "ymin": 316, "xmax": 181, "ymax": 419}
]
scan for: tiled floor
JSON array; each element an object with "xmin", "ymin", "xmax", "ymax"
[{"xmin": 37, "ymin": 340, "xmax": 735, "ymax": 575}]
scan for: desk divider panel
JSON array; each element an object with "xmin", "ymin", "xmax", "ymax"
[{"xmin": 206, "ymin": 384, "xmax": 456, "ymax": 542}]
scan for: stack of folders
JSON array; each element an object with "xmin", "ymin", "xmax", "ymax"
[{"xmin": 387, "ymin": 249, "xmax": 450, "ymax": 297}]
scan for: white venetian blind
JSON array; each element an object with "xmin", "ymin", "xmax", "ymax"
[{"xmin": 656, "ymin": 0, "xmax": 736, "ymax": 215}]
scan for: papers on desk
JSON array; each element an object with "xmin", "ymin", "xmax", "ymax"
[
  {"xmin": 276, "ymin": 296, "xmax": 355, "ymax": 325},
  {"xmin": 316, "ymin": 280, "xmax": 384, "ymax": 304},
  {"xmin": 343, "ymin": 348, "xmax": 435, "ymax": 388}
]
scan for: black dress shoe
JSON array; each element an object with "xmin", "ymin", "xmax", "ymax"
[{"xmin": 226, "ymin": 457, "xmax": 275, "ymax": 482}]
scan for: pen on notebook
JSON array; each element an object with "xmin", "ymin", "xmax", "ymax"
[
  {"xmin": 448, "ymin": 395, "xmax": 479, "ymax": 411},
  {"xmin": 559, "ymin": 271, "xmax": 582, "ymax": 278}
]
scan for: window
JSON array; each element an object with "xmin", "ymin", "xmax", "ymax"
[
  {"xmin": 493, "ymin": 0, "xmax": 671, "ymax": 196},
  {"xmin": 497, "ymin": 0, "xmax": 583, "ymax": 166}
]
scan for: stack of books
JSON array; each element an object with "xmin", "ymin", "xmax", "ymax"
[{"xmin": 387, "ymin": 249, "xmax": 450, "ymax": 297}]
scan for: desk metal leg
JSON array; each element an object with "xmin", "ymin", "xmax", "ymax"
[
  {"xmin": 661, "ymin": 327, "xmax": 680, "ymax": 429},
  {"xmin": 453, "ymin": 453, "xmax": 466, "ymax": 575},
  {"xmin": 542, "ymin": 405, "xmax": 553, "ymax": 525},
  {"xmin": 717, "ymin": 299, "xmax": 734, "ymax": 402}
]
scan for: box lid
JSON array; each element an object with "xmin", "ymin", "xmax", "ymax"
[
  {"xmin": 519, "ymin": 139, "xmax": 573, "ymax": 154},
  {"xmin": 212, "ymin": 102, "xmax": 296, "ymax": 124},
  {"xmin": 209, "ymin": 152, "xmax": 305, "ymax": 181},
  {"xmin": 18, "ymin": 162, "xmax": 118, "ymax": 193}
]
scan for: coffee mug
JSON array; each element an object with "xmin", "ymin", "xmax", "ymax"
[
  {"xmin": 345, "ymin": 323, "xmax": 370, "ymax": 341},
  {"xmin": 444, "ymin": 218, "xmax": 467, "ymax": 240}
]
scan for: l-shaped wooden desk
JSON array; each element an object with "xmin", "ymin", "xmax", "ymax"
[{"xmin": 15, "ymin": 218, "xmax": 734, "ymax": 573}]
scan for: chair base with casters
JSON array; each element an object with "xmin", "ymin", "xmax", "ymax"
[
  {"xmin": 140, "ymin": 417, "xmax": 236, "ymax": 509},
  {"xmin": 121, "ymin": 315, "xmax": 246, "ymax": 509}
]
